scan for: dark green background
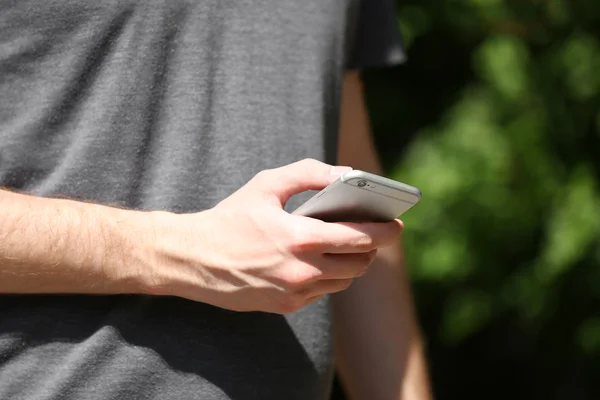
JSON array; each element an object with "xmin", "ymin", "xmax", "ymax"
[{"xmin": 335, "ymin": 0, "xmax": 600, "ymax": 398}]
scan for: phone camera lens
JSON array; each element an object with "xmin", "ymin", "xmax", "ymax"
[{"xmin": 357, "ymin": 180, "xmax": 367, "ymax": 188}]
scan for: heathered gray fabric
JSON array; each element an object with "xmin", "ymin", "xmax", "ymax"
[{"xmin": 0, "ymin": 1, "xmax": 403, "ymax": 399}]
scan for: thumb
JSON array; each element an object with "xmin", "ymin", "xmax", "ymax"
[{"xmin": 256, "ymin": 159, "xmax": 352, "ymax": 205}]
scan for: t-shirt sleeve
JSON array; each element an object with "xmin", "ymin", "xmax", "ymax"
[{"xmin": 345, "ymin": 0, "xmax": 406, "ymax": 70}]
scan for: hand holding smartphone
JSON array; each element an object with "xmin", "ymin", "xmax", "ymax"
[{"xmin": 292, "ymin": 170, "xmax": 421, "ymax": 223}]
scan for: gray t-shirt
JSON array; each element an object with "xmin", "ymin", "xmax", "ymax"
[{"xmin": 0, "ymin": 1, "xmax": 403, "ymax": 399}]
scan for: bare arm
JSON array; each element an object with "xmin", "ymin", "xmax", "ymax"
[
  {"xmin": 0, "ymin": 189, "xmax": 154, "ymax": 294},
  {"xmin": 333, "ymin": 72, "xmax": 432, "ymax": 399},
  {"xmin": 0, "ymin": 160, "xmax": 403, "ymax": 314}
]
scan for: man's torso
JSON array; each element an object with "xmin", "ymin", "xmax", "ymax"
[{"xmin": 0, "ymin": 1, "xmax": 358, "ymax": 398}]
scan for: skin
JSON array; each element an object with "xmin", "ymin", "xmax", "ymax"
[
  {"xmin": 0, "ymin": 73, "xmax": 432, "ymax": 399},
  {"xmin": 0, "ymin": 159, "xmax": 401, "ymax": 313},
  {"xmin": 333, "ymin": 71, "xmax": 432, "ymax": 400}
]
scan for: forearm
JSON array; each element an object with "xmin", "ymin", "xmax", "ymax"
[
  {"xmin": 0, "ymin": 189, "xmax": 153, "ymax": 295},
  {"xmin": 332, "ymin": 244, "xmax": 431, "ymax": 400},
  {"xmin": 335, "ymin": 71, "xmax": 432, "ymax": 399}
]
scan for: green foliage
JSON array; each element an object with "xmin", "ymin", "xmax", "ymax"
[{"xmin": 361, "ymin": 0, "xmax": 600, "ymax": 398}]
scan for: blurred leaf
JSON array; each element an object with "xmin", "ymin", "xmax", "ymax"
[
  {"xmin": 474, "ymin": 35, "xmax": 531, "ymax": 102},
  {"xmin": 560, "ymin": 33, "xmax": 600, "ymax": 101},
  {"xmin": 441, "ymin": 289, "xmax": 492, "ymax": 344},
  {"xmin": 546, "ymin": 0, "xmax": 571, "ymax": 26},
  {"xmin": 413, "ymin": 231, "xmax": 474, "ymax": 281},
  {"xmin": 577, "ymin": 318, "xmax": 600, "ymax": 355},
  {"xmin": 502, "ymin": 267, "xmax": 546, "ymax": 321},
  {"xmin": 398, "ymin": 6, "xmax": 432, "ymax": 49},
  {"xmin": 536, "ymin": 166, "xmax": 600, "ymax": 283},
  {"xmin": 350, "ymin": 0, "xmax": 600, "ymax": 398}
]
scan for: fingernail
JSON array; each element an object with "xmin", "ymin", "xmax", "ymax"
[{"xmin": 330, "ymin": 166, "xmax": 353, "ymax": 176}]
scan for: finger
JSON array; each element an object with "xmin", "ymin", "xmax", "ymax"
[
  {"xmin": 303, "ymin": 294, "xmax": 325, "ymax": 308},
  {"xmin": 314, "ymin": 251, "xmax": 377, "ymax": 280},
  {"xmin": 300, "ymin": 278, "xmax": 354, "ymax": 298},
  {"xmin": 294, "ymin": 217, "xmax": 403, "ymax": 253},
  {"xmin": 253, "ymin": 159, "xmax": 352, "ymax": 205}
]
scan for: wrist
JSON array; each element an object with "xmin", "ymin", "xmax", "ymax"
[
  {"xmin": 96, "ymin": 206, "xmax": 162, "ymax": 296},
  {"xmin": 141, "ymin": 209, "xmax": 216, "ymax": 302}
]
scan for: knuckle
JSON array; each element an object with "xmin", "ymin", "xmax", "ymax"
[
  {"xmin": 353, "ymin": 233, "xmax": 375, "ymax": 250},
  {"xmin": 295, "ymin": 158, "xmax": 326, "ymax": 177},
  {"xmin": 297, "ymin": 158, "xmax": 321, "ymax": 168},
  {"xmin": 251, "ymin": 169, "xmax": 273, "ymax": 185},
  {"xmin": 288, "ymin": 226, "xmax": 323, "ymax": 253},
  {"xmin": 283, "ymin": 265, "xmax": 321, "ymax": 287}
]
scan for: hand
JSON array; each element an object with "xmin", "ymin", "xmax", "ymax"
[{"xmin": 150, "ymin": 159, "xmax": 403, "ymax": 314}]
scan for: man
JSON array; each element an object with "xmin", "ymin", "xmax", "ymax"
[{"xmin": 0, "ymin": 0, "xmax": 431, "ymax": 399}]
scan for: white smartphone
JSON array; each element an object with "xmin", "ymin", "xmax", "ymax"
[{"xmin": 291, "ymin": 170, "xmax": 421, "ymax": 223}]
